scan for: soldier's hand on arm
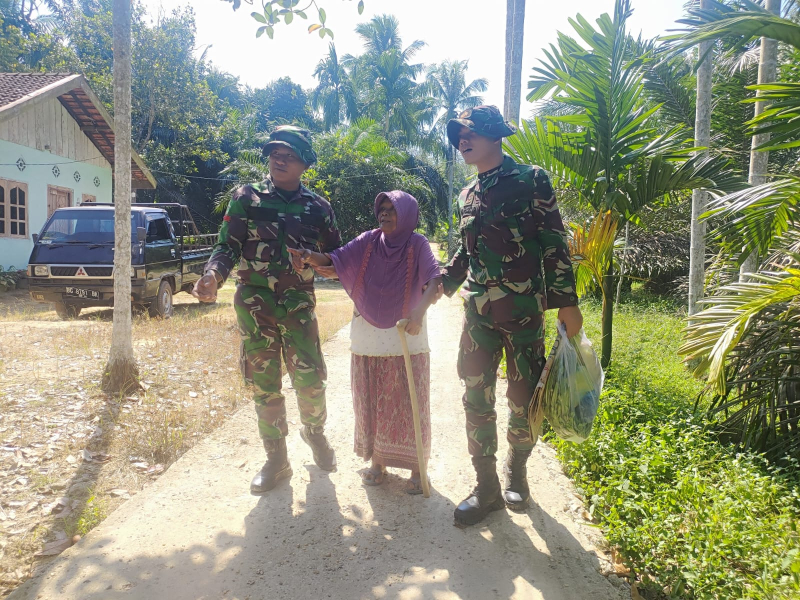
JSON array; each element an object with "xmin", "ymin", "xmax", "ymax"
[
  {"xmin": 192, "ymin": 270, "xmax": 221, "ymax": 303},
  {"xmin": 288, "ymin": 247, "xmax": 332, "ymax": 268},
  {"xmin": 288, "ymin": 248, "xmax": 307, "ymax": 273},
  {"xmin": 440, "ymin": 198, "xmax": 469, "ymax": 297},
  {"xmin": 408, "ymin": 276, "xmax": 442, "ymax": 335},
  {"xmin": 422, "ymin": 281, "xmax": 444, "ymax": 304}
]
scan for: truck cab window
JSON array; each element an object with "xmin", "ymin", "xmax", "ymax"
[{"xmin": 147, "ymin": 217, "xmax": 172, "ymax": 242}]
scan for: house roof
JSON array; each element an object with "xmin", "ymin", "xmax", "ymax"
[{"xmin": 0, "ymin": 73, "xmax": 156, "ymax": 190}]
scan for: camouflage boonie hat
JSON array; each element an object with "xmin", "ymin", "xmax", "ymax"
[
  {"xmin": 263, "ymin": 125, "xmax": 317, "ymax": 166},
  {"xmin": 446, "ymin": 105, "xmax": 517, "ymax": 148}
]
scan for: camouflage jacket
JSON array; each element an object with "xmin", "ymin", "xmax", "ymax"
[
  {"xmin": 442, "ymin": 155, "xmax": 577, "ymax": 323},
  {"xmin": 206, "ymin": 177, "xmax": 341, "ymax": 305}
]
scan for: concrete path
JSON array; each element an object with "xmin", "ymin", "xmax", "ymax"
[{"xmin": 9, "ymin": 294, "xmax": 627, "ymax": 600}]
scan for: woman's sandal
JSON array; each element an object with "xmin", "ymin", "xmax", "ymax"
[
  {"xmin": 405, "ymin": 474, "xmax": 429, "ymax": 495},
  {"xmin": 361, "ymin": 465, "xmax": 387, "ymax": 486}
]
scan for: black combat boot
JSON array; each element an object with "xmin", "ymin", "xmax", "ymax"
[
  {"xmin": 300, "ymin": 426, "xmax": 337, "ymax": 472},
  {"xmin": 453, "ymin": 456, "xmax": 505, "ymax": 526},
  {"xmin": 250, "ymin": 438, "xmax": 292, "ymax": 494},
  {"xmin": 503, "ymin": 447, "xmax": 532, "ymax": 511}
]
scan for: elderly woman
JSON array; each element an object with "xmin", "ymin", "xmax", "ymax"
[{"xmin": 290, "ymin": 191, "xmax": 441, "ymax": 494}]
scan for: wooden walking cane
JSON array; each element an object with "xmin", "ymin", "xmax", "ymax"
[{"xmin": 396, "ymin": 319, "xmax": 431, "ymax": 498}]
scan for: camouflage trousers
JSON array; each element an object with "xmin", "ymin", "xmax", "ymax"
[
  {"xmin": 457, "ymin": 304, "xmax": 545, "ymax": 457},
  {"xmin": 234, "ymin": 285, "xmax": 327, "ymax": 441}
]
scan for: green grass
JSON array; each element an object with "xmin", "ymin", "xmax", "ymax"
[
  {"xmin": 65, "ymin": 492, "xmax": 108, "ymax": 537},
  {"xmin": 553, "ymin": 292, "xmax": 800, "ymax": 600}
]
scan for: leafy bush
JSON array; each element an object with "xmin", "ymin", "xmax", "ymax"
[
  {"xmin": 0, "ymin": 266, "xmax": 22, "ymax": 293},
  {"xmin": 552, "ymin": 297, "xmax": 800, "ymax": 599}
]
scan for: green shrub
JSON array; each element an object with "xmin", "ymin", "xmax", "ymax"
[
  {"xmin": 0, "ymin": 266, "xmax": 22, "ymax": 293},
  {"xmin": 552, "ymin": 296, "xmax": 800, "ymax": 600}
]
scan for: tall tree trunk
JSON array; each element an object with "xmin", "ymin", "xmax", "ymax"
[
  {"xmin": 740, "ymin": 0, "xmax": 781, "ymax": 281},
  {"xmin": 601, "ymin": 258, "xmax": 614, "ymax": 369},
  {"xmin": 503, "ymin": 0, "xmax": 526, "ymax": 124},
  {"xmin": 102, "ymin": 0, "xmax": 140, "ymax": 394},
  {"xmin": 689, "ymin": 0, "xmax": 713, "ymax": 317},
  {"xmin": 446, "ymin": 145, "xmax": 456, "ymax": 258}
]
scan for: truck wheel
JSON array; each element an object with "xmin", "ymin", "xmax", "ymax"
[
  {"xmin": 54, "ymin": 303, "xmax": 81, "ymax": 320},
  {"xmin": 148, "ymin": 280, "xmax": 173, "ymax": 319}
]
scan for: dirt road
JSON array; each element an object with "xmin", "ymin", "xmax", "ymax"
[{"xmin": 8, "ymin": 293, "xmax": 627, "ymax": 600}]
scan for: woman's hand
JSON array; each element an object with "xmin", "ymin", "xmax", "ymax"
[
  {"xmin": 312, "ymin": 264, "xmax": 338, "ymax": 279},
  {"xmin": 406, "ymin": 306, "xmax": 425, "ymax": 336}
]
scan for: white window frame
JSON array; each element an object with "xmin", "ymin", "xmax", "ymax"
[{"xmin": 0, "ymin": 179, "xmax": 29, "ymax": 239}]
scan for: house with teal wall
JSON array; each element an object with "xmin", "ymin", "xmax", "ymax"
[{"xmin": 0, "ymin": 73, "xmax": 155, "ymax": 270}]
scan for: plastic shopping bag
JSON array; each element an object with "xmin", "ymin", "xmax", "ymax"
[{"xmin": 529, "ymin": 322, "xmax": 604, "ymax": 443}]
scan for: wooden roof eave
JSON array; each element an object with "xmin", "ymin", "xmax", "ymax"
[
  {"xmin": 0, "ymin": 74, "xmax": 156, "ymax": 190},
  {"xmin": 75, "ymin": 79, "xmax": 156, "ymax": 190}
]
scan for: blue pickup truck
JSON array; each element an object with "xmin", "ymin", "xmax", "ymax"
[{"xmin": 26, "ymin": 203, "xmax": 216, "ymax": 319}]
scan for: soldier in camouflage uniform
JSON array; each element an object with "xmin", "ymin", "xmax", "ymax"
[
  {"xmin": 442, "ymin": 106, "xmax": 583, "ymax": 525},
  {"xmin": 192, "ymin": 126, "xmax": 340, "ymax": 494}
]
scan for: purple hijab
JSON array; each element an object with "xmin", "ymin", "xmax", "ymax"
[{"xmin": 330, "ymin": 191, "xmax": 441, "ymax": 329}]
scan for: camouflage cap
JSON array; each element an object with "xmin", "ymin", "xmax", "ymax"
[
  {"xmin": 263, "ymin": 125, "xmax": 317, "ymax": 166},
  {"xmin": 446, "ymin": 105, "xmax": 517, "ymax": 148}
]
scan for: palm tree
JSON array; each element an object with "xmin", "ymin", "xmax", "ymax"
[
  {"xmin": 504, "ymin": 0, "xmax": 743, "ymax": 368},
  {"xmin": 739, "ymin": 0, "xmax": 783, "ymax": 279},
  {"xmin": 427, "ymin": 60, "xmax": 487, "ymax": 252},
  {"xmin": 369, "ymin": 48, "xmax": 430, "ymax": 138},
  {"xmin": 0, "ymin": 0, "xmax": 67, "ymax": 33},
  {"xmin": 690, "ymin": 0, "xmax": 714, "ymax": 318},
  {"xmin": 311, "ymin": 43, "xmax": 358, "ymax": 130},
  {"xmin": 350, "ymin": 15, "xmax": 432, "ymax": 145},
  {"xmin": 102, "ymin": 0, "xmax": 139, "ymax": 393},
  {"xmin": 354, "ymin": 13, "xmax": 423, "ymax": 57},
  {"xmin": 675, "ymin": 1, "xmax": 800, "ymax": 456}
]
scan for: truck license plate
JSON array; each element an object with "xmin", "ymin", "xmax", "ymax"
[{"xmin": 65, "ymin": 287, "xmax": 99, "ymax": 300}]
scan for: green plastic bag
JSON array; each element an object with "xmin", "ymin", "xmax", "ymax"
[{"xmin": 537, "ymin": 323, "xmax": 604, "ymax": 443}]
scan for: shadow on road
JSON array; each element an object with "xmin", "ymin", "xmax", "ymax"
[{"xmin": 11, "ymin": 458, "xmax": 620, "ymax": 600}]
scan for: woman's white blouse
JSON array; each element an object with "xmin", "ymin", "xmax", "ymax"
[{"xmin": 349, "ymin": 312, "xmax": 430, "ymax": 357}]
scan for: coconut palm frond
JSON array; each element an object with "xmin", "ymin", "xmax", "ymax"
[
  {"xmin": 680, "ymin": 260, "xmax": 800, "ymax": 457},
  {"xmin": 703, "ymin": 177, "xmax": 800, "ymax": 263},
  {"xmin": 710, "ymin": 309, "xmax": 800, "ymax": 458},
  {"xmin": 744, "ymin": 82, "xmax": 800, "ymax": 150},
  {"xmin": 680, "ymin": 265, "xmax": 800, "ymax": 393},
  {"xmin": 642, "ymin": 53, "xmax": 696, "ymax": 130},
  {"xmin": 671, "ymin": 0, "xmax": 800, "ymax": 51}
]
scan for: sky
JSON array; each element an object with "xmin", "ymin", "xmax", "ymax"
[{"xmin": 138, "ymin": 0, "xmax": 690, "ymax": 111}]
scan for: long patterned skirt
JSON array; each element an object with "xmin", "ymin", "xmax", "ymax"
[{"xmin": 351, "ymin": 353, "xmax": 431, "ymax": 471}]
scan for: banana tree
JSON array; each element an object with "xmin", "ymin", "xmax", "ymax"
[{"xmin": 504, "ymin": 0, "xmax": 744, "ymax": 368}]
